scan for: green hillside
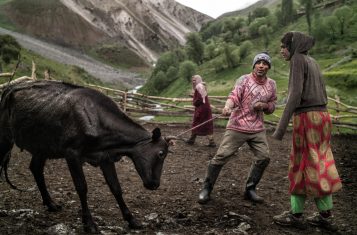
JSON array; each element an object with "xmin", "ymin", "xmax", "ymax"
[
  {"xmin": 0, "ymin": 34, "xmax": 113, "ymax": 88},
  {"xmin": 0, "ymin": 0, "xmax": 149, "ymax": 75},
  {"xmin": 0, "ymin": 47, "xmax": 108, "ymax": 87},
  {"xmin": 0, "ymin": 0, "xmax": 126, "ymax": 89},
  {"xmin": 141, "ymin": 0, "xmax": 357, "ymax": 107}
]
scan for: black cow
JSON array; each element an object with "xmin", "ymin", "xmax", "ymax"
[{"xmin": 0, "ymin": 80, "xmax": 174, "ymax": 233}]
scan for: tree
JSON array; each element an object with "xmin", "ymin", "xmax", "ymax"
[
  {"xmin": 185, "ymin": 32, "xmax": 205, "ymax": 65},
  {"xmin": 248, "ymin": 12, "xmax": 253, "ymax": 25},
  {"xmin": 238, "ymin": 41, "xmax": 253, "ymax": 62},
  {"xmin": 0, "ymin": 35, "xmax": 21, "ymax": 64},
  {"xmin": 152, "ymin": 51, "xmax": 177, "ymax": 77},
  {"xmin": 205, "ymin": 42, "xmax": 217, "ymax": 60},
  {"xmin": 324, "ymin": 15, "xmax": 339, "ymax": 42},
  {"xmin": 274, "ymin": 9, "xmax": 283, "ymax": 28},
  {"xmin": 300, "ymin": 0, "xmax": 313, "ymax": 34},
  {"xmin": 248, "ymin": 17, "xmax": 267, "ymax": 38},
  {"xmin": 259, "ymin": 25, "xmax": 272, "ymax": 50},
  {"xmin": 200, "ymin": 21, "xmax": 223, "ymax": 41},
  {"xmin": 212, "ymin": 57, "xmax": 225, "ymax": 73},
  {"xmin": 223, "ymin": 43, "xmax": 239, "ymax": 68},
  {"xmin": 179, "ymin": 60, "xmax": 197, "ymax": 82},
  {"xmin": 222, "ymin": 18, "xmax": 236, "ymax": 32},
  {"xmin": 252, "ymin": 7, "xmax": 270, "ymax": 19},
  {"xmin": 281, "ymin": 0, "xmax": 294, "ymax": 26},
  {"xmin": 172, "ymin": 48, "xmax": 187, "ymax": 63},
  {"xmin": 153, "ymin": 71, "xmax": 167, "ymax": 92},
  {"xmin": 166, "ymin": 66, "xmax": 179, "ymax": 84},
  {"xmin": 144, "ymin": 50, "xmax": 183, "ymax": 95},
  {"xmin": 334, "ymin": 6, "xmax": 353, "ymax": 36},
  {"xmin": 312, "ymin": 13, "xmax": 328, "ymax": 41}
]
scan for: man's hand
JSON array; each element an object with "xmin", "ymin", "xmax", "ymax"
[
  {"xmin": 222, "ymin": 106, "xmax": 232, "ymax": 116},
  {"xmin": 223, "ymin": 99, "xmax": 234, "ymax": 116},
  {"xmin": 254, "ymin": 102, "xmax": 268, "ymax": 111}
]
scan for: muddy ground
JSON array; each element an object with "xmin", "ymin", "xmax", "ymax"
[{"xmin": 0, "ymin": 124, "xmax": 356, "ymax": 235}]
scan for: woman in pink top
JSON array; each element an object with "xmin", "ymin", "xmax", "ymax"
[{"xmin": 198, "ymin": 52, "xmax": 277, "ymax": 204}]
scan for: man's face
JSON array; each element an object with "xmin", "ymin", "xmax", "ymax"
[
  {"xmin": 280, "ymin": 43, "xmax": 290, "ymax": 61},
  {"xmin": 253, "ymin": 60, "xmax": 270, "ymax": 77}
]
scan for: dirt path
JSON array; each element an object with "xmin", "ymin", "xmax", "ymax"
[{"xmin": 0, "ymin": 124, "xmax": 356, "ymax": 235}]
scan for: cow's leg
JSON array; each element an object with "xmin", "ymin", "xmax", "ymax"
[
  {"xmin": 66, "ymin": 158, "xmax": 98, "ymax": 234},
  {"xmin": 29, "ymin": 156, "xmax": 62, "ymax": 212},
  {"xmin": 0, "ymin": 139, "xmax": 13, "ymax": 179},
  {"xmin": 100, "ymin": 160, "xmax": 142, "ymax": 229},
  {"xmin": 0, "ymin": 139, "xmax": 13, "ymax": 163}
]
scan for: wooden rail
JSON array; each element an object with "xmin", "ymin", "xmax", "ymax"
[
  {"xmin": 87, "ymin": 84, "xmax": 357, "ymax": 131},
  {"xmin": 1, "ymin": 74, "xmax": 357, "ymax": 131}
]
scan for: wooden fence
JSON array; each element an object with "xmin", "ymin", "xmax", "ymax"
[
  {"xmin": 1, "ymin": 74, "xmax": 357, "ymax": 131},
  {"xmin": 87, "ymin": 84, "xmax": 357, "ymax": 131}
]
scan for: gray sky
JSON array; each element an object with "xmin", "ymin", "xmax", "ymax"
[{"xmin": 176, "ymin": 0, "xmax": 260, "ymax": 18}]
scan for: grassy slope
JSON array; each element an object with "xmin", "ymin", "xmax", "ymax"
[
  {"xmin": 0, "ymin": 47, "xmax": 111, "ymax": 88},
  {"xmin": 0, "ymin": 0, "xmax": 107, "ymax": 86},
  {"xmin": 154, "ymin": 2, "xmax": 357, "ymax": 131},
  {"xmin": 161, "ymin": 3, "xmax": 357, "ymax": 106},
  {"xmin": 0, "ymin": 0, "xmax": 150, "ymax": 84}
]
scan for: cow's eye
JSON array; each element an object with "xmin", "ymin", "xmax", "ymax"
[{"xmin": 158, "ymin": 150, "xmax": 165, "ymax": 160}]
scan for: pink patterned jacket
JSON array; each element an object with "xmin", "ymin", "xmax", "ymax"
[{"xmin": 226, "ymin": 73, "xmax": 277, "ymax": 133}]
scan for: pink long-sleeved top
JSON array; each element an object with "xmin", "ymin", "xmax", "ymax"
[{"xmin": 226, "ymin": 73, "xmax": 277, "ymax": 133}]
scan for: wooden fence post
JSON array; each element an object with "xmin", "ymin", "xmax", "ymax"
[
  {"xmin": 31, "ymin": 61, "xmax": 37, "ymax": 80},
  {"xmin": 44, "ymin": 69, "xmax": 50, "ymax": 80}
]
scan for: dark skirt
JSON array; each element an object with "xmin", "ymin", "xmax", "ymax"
[{"xmin": 192, "ymin": 91, "xmax": 213, "ymax": 136}]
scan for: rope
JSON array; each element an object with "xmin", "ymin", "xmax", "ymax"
[
  {"xmin": 175, "ymin": 107, "xmax": 242, "ymax": 138},
  {"xmin": 176, "ymin": 114, "xmax": 223, "ymax": 138}
]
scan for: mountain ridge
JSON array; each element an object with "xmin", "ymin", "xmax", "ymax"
[{"xmin": 1, "ymin": 0, "xmax": 212, "ymax": 65}]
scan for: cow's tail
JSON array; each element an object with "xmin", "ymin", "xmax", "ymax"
[{"xmin": 0, "ymin": 151, "xmax": 26, "ymax": 192}]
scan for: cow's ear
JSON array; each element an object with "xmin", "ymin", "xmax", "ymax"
[{"xmin": 152, "ymin": 127, "xmax": 161, "ymax": 141}]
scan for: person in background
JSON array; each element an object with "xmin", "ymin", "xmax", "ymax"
[
  {"xmin": 272, "ymin": 31, "xmax": 342, "ymax": 231},
  {"xmin": 186, "ymin": 74, "xmax": 216, "ymax": 147},
  {"xmin": 197, "ymin": 52, "xmax": 277, "ymax": 204}
]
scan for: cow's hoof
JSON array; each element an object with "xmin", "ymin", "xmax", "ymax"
[
  {"xmin": 46, "ymin": 202, "xmax": 62, "ymax": 212},
  {"xmin": 83, "ymin": 222, "xmax": 99, "ymax": 234},
  {"xmin": 128, "ymin": 218, "xmax": 143, "ymax": 229}
]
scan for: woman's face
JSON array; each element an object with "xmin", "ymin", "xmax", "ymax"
[
  {"xmin": 192, "ymin": 77, "xmax": 197, "ymax": 86},
  {"xmin": 280, "ymin": 43, "xmax": 290, "ymax": 61}
]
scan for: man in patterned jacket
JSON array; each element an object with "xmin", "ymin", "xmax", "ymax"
[{"xmin": 198, "ymin": 52, "xmax": 277, "ymax": 204}]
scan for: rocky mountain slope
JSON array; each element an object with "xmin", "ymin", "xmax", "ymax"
[
  {"xmin": 220, "ymin": 0, "xmax": 280, "ymax": 18},
  {"xmin": 3, "ymin": 0, "xmax": 212, "ymax": 65}
]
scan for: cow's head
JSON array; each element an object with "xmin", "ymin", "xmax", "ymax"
[{"xmin": 130, "ymin": 127, "xmax": 174, "ymax": 190}]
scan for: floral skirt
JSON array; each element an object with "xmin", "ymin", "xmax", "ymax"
[{"xmin": 288, "ymin": 111, "xmax": 342, "ymax": 197}]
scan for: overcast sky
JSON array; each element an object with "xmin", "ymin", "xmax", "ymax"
[{"xmin": 176, "ymin": 0, "xmax": 261, "ymax": 18}]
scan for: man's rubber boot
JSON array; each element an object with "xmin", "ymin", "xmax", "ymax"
[
  {"xmin": 198, "ymin": 164, "xmax": 222, "ymax": 204},
  {"xmin": 244, "ymin": 158, "xmax": 270, "ymax": 203}
]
